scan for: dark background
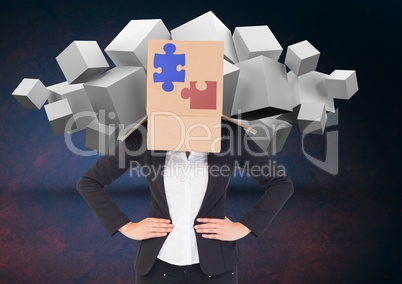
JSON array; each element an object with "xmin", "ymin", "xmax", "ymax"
[{"xmin": 1, "ymin": 0, "xmax": 401, "ymax": 283}]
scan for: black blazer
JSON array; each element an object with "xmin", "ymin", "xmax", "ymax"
[{"xmin": 77, "ymin": 120, "xmax": 294, "ymax": 276}]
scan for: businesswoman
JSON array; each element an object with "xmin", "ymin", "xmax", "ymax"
[{"xmin": 77, "ymin": 119, "xmax": 294, "ymax": 284}]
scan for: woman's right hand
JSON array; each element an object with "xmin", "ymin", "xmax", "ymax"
[{"xmin": 118, "ymin": 218, "xmax": 173, "ymax": 241}]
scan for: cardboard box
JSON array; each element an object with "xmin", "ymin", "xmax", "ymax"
[{"xmin": 146, "ymin": 39, "xmax": 224, "ymax": 152}]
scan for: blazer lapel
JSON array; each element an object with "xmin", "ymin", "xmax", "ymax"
[
  {"xmin": 198, "ymin": 152, "xmax": 221, "ymax": 212},
  {"xmin": 150, "ymin": 150, "xmax": 170, "ymax": 218},
  {"xmin": 199, "ymin": 130, "xmax": 230, "ymax": 214}
]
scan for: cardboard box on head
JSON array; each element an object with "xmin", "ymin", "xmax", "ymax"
[
  {"xmin": 119, "ymin": 39, "xmax": 257, "ymax": 152},
  {"xmin": 147, "ymin": 39, "xmax": 224, "ymax": 153}
]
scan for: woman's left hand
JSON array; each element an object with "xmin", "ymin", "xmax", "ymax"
[{"xmin": 194, "ymin": 217, "xmax": 251, "ymax": 241}]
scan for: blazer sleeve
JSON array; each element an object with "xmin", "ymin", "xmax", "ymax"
[
  {"xmin": 237, "ymin": 126, "xmax": 294, "ymax": 238},
  {"xmin": 76, "ymin": 134, "xmax": 141, "ymax": 236}
]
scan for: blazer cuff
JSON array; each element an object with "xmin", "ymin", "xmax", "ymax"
[
  {"xmin": 106, "ymin": 214, "xmax": 131, "ymax": 236},
  {"xmin": 239, "ymin": 217, "xmax": 265, "ymax": 238}
]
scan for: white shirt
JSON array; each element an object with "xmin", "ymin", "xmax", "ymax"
[{"xmin": 157, "ymin": 151, "xmax": 209, "ymax": 265}]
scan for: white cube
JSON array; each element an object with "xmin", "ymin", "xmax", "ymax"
[
  {"xmin": 325, "ymin": 70, "xmax": 358, "ymax": 100},
  {"xmin": 105, "ymin": 19, "xmax": 170, "ymax": 69},
  {"xmin": 47, "ymin": 82, "xmax": 96, "ymax": 133},
  {"xmin": 223, "ymin": 60, "xmax": 240, "ymax": 117},
  {"xmin": 12, "ymin": 78, "xmax": 50, "ymax": 110},
  {"xmin": 44, "ymin": 99, "xmax": 74, "ymax": 135},
  {"xmin": 84, "ymin": 66, "xmax": 146, "ymax": 127},
  {"xmin": 231, "ymin": 55, "xmax": 293, "ymax": 119},
  {"xmin": 298, "ymin": 71, "xmax": 335, "ymax": 113},
  {"xmin": 285, "ymin": 40, "xmax": 320, "ymax": 76},
  {"xmin": 297, "ymin": 101, "xmax": 327, "ymax": 135},
  {"xmin": 85, "ymin": 119, "xmax": 118, "ymax": 155},
  {"xmin": 171, "ymin": 11, "xmax": 238, "ymax": 63},
  {"xmin": 233, "ymin": 25, "xmax": 283, "ymax": 62},
  {"xmin": 56, "ymin": 41, "xmax": 109, "ymax": 84}
]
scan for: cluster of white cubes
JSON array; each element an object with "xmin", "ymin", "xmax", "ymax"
[
  {"xmin": 12, "ymin": 18, "xmax": 161, "ymax": 153},
  {"xmin": 12, "ymin": 11, "xmax": 358, "ymax": 154},
  {"xmin": 283, "ymin": 40, "xmax": 358, "ymax": 135}
]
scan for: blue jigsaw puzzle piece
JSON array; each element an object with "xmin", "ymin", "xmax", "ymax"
[{"xmin": 153, "ymin": 43, "xmax": 186, "ymax": 92}]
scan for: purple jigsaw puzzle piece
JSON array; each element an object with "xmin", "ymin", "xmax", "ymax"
[{"xmin": 153, "ymin": 43, "xmax": 186, "ymax": 92}]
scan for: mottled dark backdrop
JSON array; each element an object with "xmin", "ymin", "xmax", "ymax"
[{"xmin": 0, "ymin": 0, "xmax": 401, "ymax": 283}]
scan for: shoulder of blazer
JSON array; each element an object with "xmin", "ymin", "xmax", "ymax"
[
  {"xmin": 124, "ymin": 121, "xmax": 147, "ymax": 150},
  {"xmin": 219, "ymin": 119, "xmax": 248, "ymax": 155},
  {"xmin": 221, "ymin": 119, "xmax": 244, "ymax": 137}
]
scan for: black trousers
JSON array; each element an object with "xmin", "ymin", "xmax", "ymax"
[{"xmin": 135, "ymin": 258, "xmax": 238, "ymax": 284}]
